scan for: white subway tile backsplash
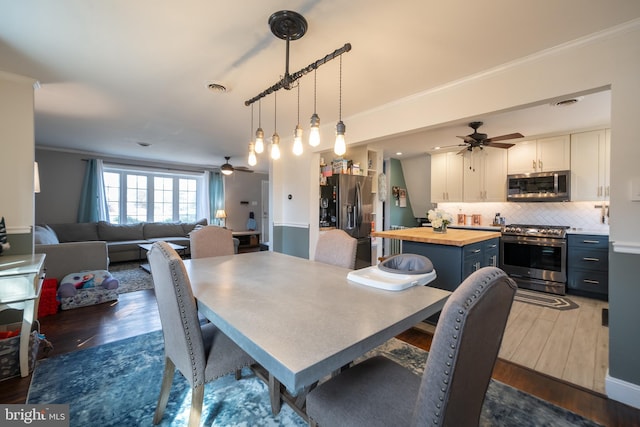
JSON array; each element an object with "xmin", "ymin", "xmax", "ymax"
[{"xmin": 438, "ymin": 201, "xmax": 610, "ymax": 232}]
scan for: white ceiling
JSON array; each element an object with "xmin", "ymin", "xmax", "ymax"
[{"xmin": 1, "ymin": 1, "xmax": 638, "ymax": 171}]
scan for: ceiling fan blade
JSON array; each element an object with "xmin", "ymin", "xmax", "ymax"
[
  {"xmin": 457, "ymin": 135, "xmax": 477, "ymax": 144},
  {"xmin": 484, "ymin": 142, "xmax": 515, "ymax": 149},
  {"xmin": 484, "ymin": 132, "xmax": 524, "ymax": 143},
  {"xmin": 456, "ymin": 147, "xmax": 469, "ymax": 155},
  {"xmin": 234, "ymin": 166, "xmax": 254, "ymax": 173}
]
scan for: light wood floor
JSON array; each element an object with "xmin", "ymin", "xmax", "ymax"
[{"xmin": 499, "ymin": 294, "xmax": 609, "ymax": 393}]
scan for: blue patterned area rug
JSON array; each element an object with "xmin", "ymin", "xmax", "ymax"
[{"xmin": 27, "ymin": 331, "xmax": 602, "ymax": 426}]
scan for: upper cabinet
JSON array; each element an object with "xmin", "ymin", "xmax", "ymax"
[
  {"xmin": 463, "ymin": 147, "xmax": 508, "ymax": 202},
  {"xmin": 431, "ymin": 152, "xmax": 463, "ymax": 203},
  {"xmin": 570, "ymin": 129, "xmax": 610, "ymax": 201},
  {"xmin": 507, "ymin": 135, "xmax": 570, "ymax": 174}
]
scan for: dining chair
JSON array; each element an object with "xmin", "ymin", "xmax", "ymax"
[
  {"xmin": 189, "ymin": 225, "xmax": 236, "ymax": 258},
  {"xmin": 306, "ymin": 266, "xmax": 517, "ymax": 427},
  {"xmin": 314, "ymin": 229, "xmax": 358, "ymax": 269},
  {"xmin": 147, "ymin": 241, "xmax": 254, "ymax": 427}
]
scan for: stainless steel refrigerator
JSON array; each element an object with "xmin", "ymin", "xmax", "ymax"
[{"xmin": 325, "ymin": 174, "xmax": 373, "ymax": 269}]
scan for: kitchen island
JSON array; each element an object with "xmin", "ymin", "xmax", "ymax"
[{"xmin": 372, "ymin": 227, "xmax": 501, "ymax": 292}]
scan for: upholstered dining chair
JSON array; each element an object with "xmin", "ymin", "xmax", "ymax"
[
  {"xmin": 314, "ymin": 229, "xmax": 358, "ymax": 269},
  {"xmin": 306, "ymin": 266, "xmax": 517, "ymax": 427},
  {"xmin": 147, "ymin": 241, "xmax": 254, "ymax": 427},
  {"xmin": 189, "ymin": 225, "xmax": 236, "ymax": 258}
]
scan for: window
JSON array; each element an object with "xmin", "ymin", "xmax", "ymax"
[{"xmin": 104, "ymin": 165, "xmax": 203, "ymax": 224}]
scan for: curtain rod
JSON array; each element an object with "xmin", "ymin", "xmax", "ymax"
[{"xmin": 82, "ymin": 158, "xmax": 214, "ymax": 174}]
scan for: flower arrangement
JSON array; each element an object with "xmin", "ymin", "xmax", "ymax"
[{"xmin": 427, "ymin": 209, "xmax": 453, "ymax": 232}]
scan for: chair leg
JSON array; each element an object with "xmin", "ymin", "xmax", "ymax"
[
  {"xmin": 189, "ymin": 384, "xmax": 205, "ymax": 427},
  {"xmin": 153, "ymin": 357, "xmax": 176, "ymax": 425}
]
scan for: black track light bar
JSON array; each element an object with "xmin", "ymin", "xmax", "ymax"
[{"xmin": 244, "ymin": 43, "xmax": 351, "ymax": 107}]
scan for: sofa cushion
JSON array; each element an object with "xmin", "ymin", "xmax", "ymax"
[
  {"xmin": 106, "ymin": 240, "xmax": 149, "ymax": 252},
  {"xmin": 34, "ymin": 225, "xmax": 59, "ymax": 245},
  {"xmin": 144, "ymin": 222, "xmax": 186, "ymax": 239},
  {"xmin": 98, "ymin": 221, "xmax": 144, "ymax": 241},
  {"xmin": 49, "ymin": 222, "xmax": 100, "ymax": 242},
  {"xmin": 182, "ymin": 218, "xmax": 207, "ymax": 235}
]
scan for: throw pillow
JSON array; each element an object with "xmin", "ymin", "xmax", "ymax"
[{"xmin": 34, "ymin": 225, "xmax": 60, "ymax": 245}]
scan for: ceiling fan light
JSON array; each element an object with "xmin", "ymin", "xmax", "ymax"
[
  {"xmin": 309, "ymin": 113, "xmax": 320, "ymax": 147},
  {"xmin": 221, "ymin": 156, "xmax": 234, "ymax": 175},
  {"xmin": 334, "ymin": 120, "xmax": 346, "ymax": 156}
]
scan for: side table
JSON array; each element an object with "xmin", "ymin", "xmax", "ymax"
[
  {"xmin": 0, "ymin": 254, "xmax": 46, "ymax": 377},
  {"xmin": 138, "ymin": 242, "xmax": 186, "ymax": 273}
]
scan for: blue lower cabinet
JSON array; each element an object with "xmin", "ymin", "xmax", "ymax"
[
  {"xmin": 403, "ymin": 238, "xmax": 500, "ymax": 292},
  {"xmin": 567, "ymin": 234, "xmax": 609, "ymax": 299}
]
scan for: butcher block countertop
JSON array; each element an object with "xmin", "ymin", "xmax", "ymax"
[{"xmin": 371, "ymin": 227, "xmax": 501, "ymax": 247}]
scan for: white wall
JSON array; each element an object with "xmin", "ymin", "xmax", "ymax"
[{"xmin": 0, "ymin": 71, "xmax": 36, "ymax": 236}]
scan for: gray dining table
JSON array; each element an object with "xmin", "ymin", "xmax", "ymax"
[{"xmin": 184, "ymin": 251, "xmax": 450, "ymax": 417}]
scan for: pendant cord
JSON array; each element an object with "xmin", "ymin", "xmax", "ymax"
[
  {"xmin": 258, "ymin": 99, "xmax": 262, "ymax": 127},
  {"xmin": 250, "ymin": 104, "xmax": 254, "ymax": 139},
  {"xmin": 313, "ymin": 69, "xmax": 317, "ymax": 113},
  {"xmin": 338, "ymin": 55, "xmax": 342, "ymax": 120},
  {"xmin": 274, "ymin": 90, "xmax": 277, "ymax": 131},
  {"xmin": 297, "ymin": 82, "xmax": 300, "ymax": 124}
]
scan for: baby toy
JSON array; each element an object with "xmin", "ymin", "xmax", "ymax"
[{"xmin": 58, "ymin": 270, "xmax": 119, "ymax": 298}]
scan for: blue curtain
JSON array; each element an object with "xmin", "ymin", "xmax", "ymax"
[
  {"xmin": 77, "ymin": 159, "xmax": 109, "ymax": 223},
  {"xmin": 209, "ymin": 170, "xmax": 224, "ymax": 225}
]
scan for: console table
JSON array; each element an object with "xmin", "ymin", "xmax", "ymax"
[
  {"xmin": 232, "ymin": 230, "xmax": 261, "ymax": 252},
  {"xmin": 0, "ymin": 254, "xmax": 46, "ymax": 377}
]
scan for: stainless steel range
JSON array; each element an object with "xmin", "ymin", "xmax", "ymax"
[{"xmin": 500, "ymin": 224, "xmax": 569, "ymax": 295}]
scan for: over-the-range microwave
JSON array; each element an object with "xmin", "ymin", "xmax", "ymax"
[{"xmin": 507, "ymin": 170, "xmax": 570, "ymax": 202}]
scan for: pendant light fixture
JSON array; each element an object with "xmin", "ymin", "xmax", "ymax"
[
  {"xmin": 255, "ymin": 99, "xmax": 265, "ymax": 154},
  {"xmin": 248, "ymin": 104, "xmax": 257, "ymax": 166},
  {"xmin": 309, "ymin": 69, "xmax": 320, "ymax": 147},
  {"xmin": 271, "ymin": 91, "xmax": 280, "ymax": 160},
  {"xmin": 334, "ymin": 55, "xmax": 346, "ymax": 156},
  {"xmin": 293, "ymin": 82, "xmax": 303, "ymax": 156},
  {"xmin": 243, "ymin": 10, "xmax": 352, "ymax": 163}
]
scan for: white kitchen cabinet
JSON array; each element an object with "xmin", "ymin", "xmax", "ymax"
[
  {"xmin": 507, "ymin": 135, "xmax": 570, "ymax": 174},
  {"xmin": 431, "ymin": 151, "xmax": 463, "ymax": 203},
  {"xmin": 463, "ymin": 147, "xmax": 507, "ymax": 202},
  {"xmin": 570, "ymin": 129, "xmax": 610, "ymax": 201}
]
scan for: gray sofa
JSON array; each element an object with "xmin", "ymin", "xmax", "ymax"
[{"xmin": 34, "ymin": 219, "xmax": 208, "ymax": 281}]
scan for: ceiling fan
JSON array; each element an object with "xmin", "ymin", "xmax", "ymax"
[
  {"xmin": 455, "ymin": 121, "xmax": 524, "ymax": 154},
  {"xmin": 220, "ymin": 157, "xmax": 253, "ymax": 175}
]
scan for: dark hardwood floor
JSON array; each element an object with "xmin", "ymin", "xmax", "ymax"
[{"xmin": 2, "ymin": 289, "xmax": 639, "ymax": 426}]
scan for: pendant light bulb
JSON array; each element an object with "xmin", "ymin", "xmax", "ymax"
[
  {"xmin": 255, "ymin": 128, "xmax": 264, "ymax": 154},
  {"xmin": 293, "ymin": 125, "xmax": 303, "ymax": 156},
  {"xmin": 309, "ymin": 113, "xmax": 320, "ymax": 147},
  {"xmin": 248, "ymin": 143, "xmax": 257, "ymax": 166},
  {"xmin": 271, "ymin": 132, "xmax": 281, "ymax": 160},
  {"xmin": 255, "ymin": 100, "xmax": 264, "ymax": 153},
  {"xmin": 334, "ymin": 121, "xmax": 346, "ymax": 156}
]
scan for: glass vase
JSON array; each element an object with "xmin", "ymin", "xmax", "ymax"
[{"xmin": 433, "ymin": 224, "xmax": 448, "ymax": 233}]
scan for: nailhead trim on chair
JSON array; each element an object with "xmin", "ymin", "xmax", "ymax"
[
  {"xmin": 159, "ymin": 243, "xmax": 204, "ymax": 387},
  {"xmin": 431, "ymin": 268, "xmax": 501, "ymax": 425}
]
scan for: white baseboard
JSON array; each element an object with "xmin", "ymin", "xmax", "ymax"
[{"xmin": 606, "ymin": 371, "xmax": 640, "ymax": 409}]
